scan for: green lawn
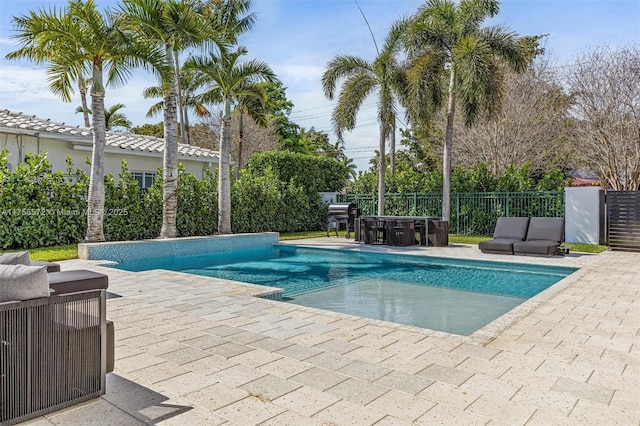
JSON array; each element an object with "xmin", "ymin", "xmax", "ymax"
[
  {"xmin": 5, "ymin": 232, "xmax": 607, "ymax": 262},
  {"xmin": 28, "ymin": 244, "xmax": 79, "ymax": 261}
]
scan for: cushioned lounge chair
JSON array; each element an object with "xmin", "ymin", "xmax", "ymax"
[
  {"xmin": 513, "ymin": 217, "xmax": 565, "ymax": 257},
  {"xmin": 32, "ymin": 260, "xmax": 61, "ymax": 272},
  {"xmin": 478, "ymin": 217, "xmax": 530, "ymax": 255}
]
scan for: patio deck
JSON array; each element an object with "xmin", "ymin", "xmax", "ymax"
[{"xmin": 23, "ymin": 240, "xmax": 639, "ymax": 425}]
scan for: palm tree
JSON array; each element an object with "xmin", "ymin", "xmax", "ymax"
[
  {"xmin": 322, "ymin": 19, "xmax": 408, "ymax": 216},
  {"xmin": 184, "ymin": 46, "xmax": 276, "ymax": 234},
  {"xmin": 234, "ymin": 83, "xmax": 269, "ymax": 179},
  {"xmin": 7, "ymin": 0, "xmax": 163, "ymax": 242},
  {"xmin": 404, "ymin": 0, "xmax": 533, "ymax": 221},
  {"xmin": 333, "ymin": 140, "xmax": 358, "ymax": 180},
  {"xmin": 342, "ymin": 156, "xmax": 358, "ymax": 180},
  {"xmin": 176, "ymin": 0, "xmax": 255, "ymax": 145},
  {"xmin": 75, "ymin": 103, "xmax": 133, "ymax": 130},
  {"xmin": 201, "ymin": 0, "xmax": 256, "ymax": 42},
  {"xmin": 120, "ymin": 0, "xmax": 224, "ymax": 238},
  {"xmin": 142, "ymin": 70, "xmax": 211, "ymax": 136}
]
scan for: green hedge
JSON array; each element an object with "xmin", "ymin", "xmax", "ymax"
[
  {"xmin": 0, "ymin": 150, "xmax": 333, "ymax": 250},
  {"xmin": 247, "ymin": 151, "xmax": 347, "ymax": 230},
  {"xmin": 0, "ymin": 153, "xmax": 88, "ymax": 249}
]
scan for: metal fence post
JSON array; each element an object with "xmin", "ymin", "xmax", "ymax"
[{"xmin": 456, "ymin": 192, "xmax": 460, "ymax": 235}]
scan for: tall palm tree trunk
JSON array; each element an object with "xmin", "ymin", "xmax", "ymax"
[
  {"xmin": 377, "ymin": 116, "xmax": 387, "ymax": 216},
  {"xmin": 442, "ymin": 67, "xmax": 456, "ymax": 222},
  {"xmin": 174, "ymin": 50, "xmax": 188, "ymax": 145},
  {"xmin": 85, "ymin": 67, "xmax": 106, "ymax": 242},
  {"xmin": 235, "ymin": 110, "xmax": 244, "ymax": 180},
  {"xmin": 219, "ymin": 100, "xmax": 233, "ymax": 234},
  {"xmin": 390, "ymin": 118, "xmax": 396, "ymax": 175},
  {"xmin": 160, "ymin": 46, "xmax": 179, "ymax": 238}
]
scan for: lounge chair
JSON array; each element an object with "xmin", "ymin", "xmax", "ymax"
[
  {"xmin": 32, "ymin": 260, "xmax": 61, "ymax": 272},
  {"xmin": 0, "ymin": 252, "xmax": 60, "ymax": 272},
  {"xmin": 478, "ymin": 217, "xmax": 530, "ymax": 255},
  {"xmin": 513, "ymin": 217, "xmax": 565, "ymax": 257}
]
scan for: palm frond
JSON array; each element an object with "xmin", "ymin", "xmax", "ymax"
[
  {"xmin": 480, "ymin": 26, "xmax": 531, "ymax": 72},
  {"xmin": 322, "ymin": 55, "xmax": 372, "ymax": 99},
  {"xmin": 332, "ymin": 71, "xmax": 377, "ymax": 132},
  {"xmin": 454, "ymin": 34, "xmax": 493, "ymax": 125}
]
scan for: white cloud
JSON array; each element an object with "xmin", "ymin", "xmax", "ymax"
[
  {"xmin": 0, "ymin": 63, "xmax": 162, "ymax": 127},
  {"xmin": 0, "ymin": 65, "xmax": 58, "ymax": 102}
]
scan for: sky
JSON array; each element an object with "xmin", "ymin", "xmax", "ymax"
[{"xmin": 0, "ymin": 0, "xmax": 639, "ymax": 172}]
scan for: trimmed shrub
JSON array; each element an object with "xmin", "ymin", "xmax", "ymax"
[
  {"xmin": 0, "ymin": 152, "xmax": 88, "ymax": 249},
  {"xmin": 0, "ymin": 150, "xmax": 332, "ymax": 249}
]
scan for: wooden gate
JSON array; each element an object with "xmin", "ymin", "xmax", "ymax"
[{"xmin": 607, "ymin": 191, "xmax": 640, "ymax": 252}]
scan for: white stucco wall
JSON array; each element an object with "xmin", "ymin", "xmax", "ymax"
[{"xmin": 1, "ymin": 131, "xmax": 215, "ymax": 179}]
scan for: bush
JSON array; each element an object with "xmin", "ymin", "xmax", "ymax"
[
  {"xmin": 0, "ymin": 151, "xmax": 88, "ymax": 249},
  {"xmin": 232, "ymin": 168, "xmax": 322, "ymax": 233},
  {"xmin": 346, "ymin": 162, "xmax": 567, "ymax": 194},
  {"xmin": 246, "ymin": 151, "xmax": 346, "ymax": 231},
  {"xmin": 104, "ymin": 160, "xmax": 159, "ymax": 241},
  {"xmin": 177, "ymin": 167, "xmax": 217, "ymax": 236},
  {"xmin": 248, "ymin": 151, "xmax": 348, "ymax": 192},
  {"xmin": 0, "ymin": 150, "xmax": 333, "ymax": 249}
]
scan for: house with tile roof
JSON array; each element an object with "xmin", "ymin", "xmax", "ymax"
[{"xmin": 0, "ymin": 109, "xmax": 219, "ymax": 189}]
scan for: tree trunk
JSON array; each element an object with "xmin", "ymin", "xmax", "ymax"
[
  {"xmin": 183, "ymin": 104, "xmax": 191, "ymax": 144},
  {"xmin": 174, "ymin": 50, "xmax": 188, "ymax": 145},
  {"xmin": 442, "ymin": 67, "xmax": 456, "ymax": 222},
  {"xmin": 79, "ymin": 79, "xmax": 90, "ymax": 128},
  {"xmin": 235, "ymin": 110, "xmax": 244, "ymax": 180},
  {"xmin": 377, "ymin": 116, "xmax": 386, "ymax": 216},
  {"xmin": 84, "ymin": 64, "xmax": 106, "ymax": 242},
  {"xmin": 160, "ymin": 45, "xmax": 179, "ymax": 238},
  {"xmin": 218, "ymin": 100, "xmax": 232, "ymax": 234},
  {"xmin": 390, "ymin": 117, "xmax": 396, "ymax": 175}
]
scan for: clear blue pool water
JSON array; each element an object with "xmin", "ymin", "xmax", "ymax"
[{"xmin": 110, "ymin": 245, "xmax": 577, "ymax": 335}]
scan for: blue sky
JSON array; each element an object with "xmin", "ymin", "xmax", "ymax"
[{"xmin": 0, "ymin": 0, "xmax": 638, "ymax": 171}]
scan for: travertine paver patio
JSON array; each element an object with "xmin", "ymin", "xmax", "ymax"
[{"xmin": 23, "ymin": 240, "xmax": 639, "ymax": 425}]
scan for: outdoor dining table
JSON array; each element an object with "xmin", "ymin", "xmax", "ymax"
[{"xmin": 358, "ymin": 215, "xmax": 445, "ymax": 246}]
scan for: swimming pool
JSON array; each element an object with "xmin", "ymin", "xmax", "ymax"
[{"xmin": 111, "ymin": 245, "xmax": 577, "ymax": 335}]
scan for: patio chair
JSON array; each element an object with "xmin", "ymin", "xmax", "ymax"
[
  {"xmin": 0, "ymin": 251, "xmax": 60, "ymax": 272},
  {"xmin": 362, "ymin": 217, "xmax": 387, "ymax": 244},
  {"xmin": 0, "ymin": 264, "xmax": 114, "ymax": 425},
  {"xmin": 513, "ymin": 217, "xmax": 565, "ymax": 257},
  {"xmin": 478, "ymin": 217, "xmax": 530, "ymax": 255}
]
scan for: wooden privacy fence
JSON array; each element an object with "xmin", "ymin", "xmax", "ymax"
[
  {"xmin": 337, "ymin": 191, "xmax": 565, "ymax": 236},
  {"xmin": 607, "ymin": 191, "xmax": 640, "ymax": 252}
]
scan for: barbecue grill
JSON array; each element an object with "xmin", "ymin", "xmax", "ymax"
[{"xmin": 326, "ymin": 203, "xmax": 359, "ymax": 238}]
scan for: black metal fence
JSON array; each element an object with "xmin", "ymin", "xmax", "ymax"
[
  {"xmin": 338, "ymin": 191, "xmax": 565, "ymax": 236},
  {"xmin": 607, "ymin": 191, "xmax": 640, "ymax": 252}
]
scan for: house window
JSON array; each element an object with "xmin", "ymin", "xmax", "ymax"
[{"xmin": 132, "ymin": 171, "xmax": 156, "ymax": 189}]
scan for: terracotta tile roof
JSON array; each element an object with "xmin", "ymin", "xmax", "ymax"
[
  {"xmin": 0, "ymin": 109, "xmax": 219, "ymax": 161},
  {"xmin": 571, "ymin": 177, "xmax": 601, "ymax": 187}
]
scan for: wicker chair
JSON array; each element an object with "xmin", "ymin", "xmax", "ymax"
[{"xmin": 1, "ymin": 289, "xmax": 107, "ymax": 425}]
